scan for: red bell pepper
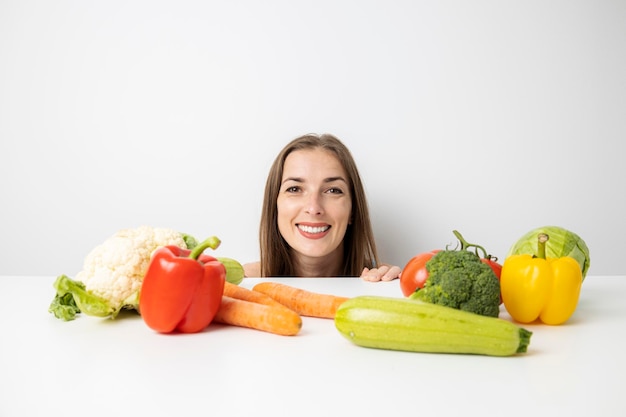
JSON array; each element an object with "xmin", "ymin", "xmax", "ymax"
[{"xmin": 140, "ymin": 236, "xmax": 226, "ymax": 334}]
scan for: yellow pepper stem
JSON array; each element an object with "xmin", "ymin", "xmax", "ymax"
[{"xmin": 537, "ymin": 233, "xmax": 549, "ymax": 259}]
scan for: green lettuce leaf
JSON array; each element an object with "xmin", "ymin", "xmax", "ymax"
[{"xmin": 49, "ymin": 275, "xmax": 116, "ymax": 320}]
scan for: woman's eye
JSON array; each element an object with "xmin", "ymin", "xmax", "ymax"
[
  {"xmin": 285, "ymin": 186, "xmax": 300, "ymax": 193},
  {"xmin": 326, "ymin": 187, "xmax": 344, "ymax": 194}
]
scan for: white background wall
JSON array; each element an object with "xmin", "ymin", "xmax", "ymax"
[{"xmin": 1, "ymin": 0, "xmax": 625, "ymax": 277}]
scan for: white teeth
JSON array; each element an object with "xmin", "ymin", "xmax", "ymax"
[{"xmin": 298, "ymin": 225, "xmax": 330, "ymax": 234}]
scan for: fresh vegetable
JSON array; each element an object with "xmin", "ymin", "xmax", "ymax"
[
  {"xmin": 507, "ymin": 225, "xmax": 590, "ymax": 279},
  {"xmin": 335, "ymin": 295, "xmax": 532, "ymax": 356},
  {"xmin": 49, "ymin": 275, "xmax": 115, "ymax": 320},
  {"xmin": 501, "ymin": 233, "xmax": 583, "ymax": 325},
  {"xmin": 218, "ymin": 257, "xmax": 245, "ymax": 285},
  {"xmin": 139, "ymin": 237, "xmax": 226, "ymax": 334},
  {"xmin": 222, "ymin": 281, "xmax": 287, "ymax": 308},
  {"xmin": 399, "ymin": 250, "xmax": 439, "ymax": 297},
  {"xmin": 48, "ymin": 225, "xmax": 195, "ymax": 320},
  {"xmin": 410, "ymin": 249, "xmax": 501, "ymax": 317},
  {"xmin": 215, "ymin": 297, "xmax": 302, "ymax": 336},
  {"xmin": 399, "ymin": 230, "xmax": 502, "ymax": 299},
  {"xmin": 48, "ymin": 287, "xmax": 82, "ymax": 321},
  {"xmin": 451, "ymin": 230, "xmax": 502, "ymax": 280},
  {"xmin": 252, "ymin": 281, "xmax": 350, "ymax": 319},
  {"xmin": 453, "ymin": 230, "xmax": 502, "ymax": 303},
  {"xmin": 214, "ymin": 286, "xmax": 302, "ymax": 336}
]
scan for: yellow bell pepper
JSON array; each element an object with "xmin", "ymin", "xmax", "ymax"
[{"xmin": 501, "ymin": 233, "xmax": 583, "ymax": 325}]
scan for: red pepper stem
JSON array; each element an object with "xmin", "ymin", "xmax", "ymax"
[
  {"xmin": 537, "ymin": 233, "xmax": 549, "ymax": 260},
  {"xmin": 452, "ymin": 230, "xmax": 490, "ymax": 259},
  {"xmin": 188, "ymin": 236, "xmax": 221, "ymax": 260}
]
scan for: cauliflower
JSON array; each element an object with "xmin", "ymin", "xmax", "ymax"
[
  {"xmin": 77, "ymin": 226, "xmax": 189, "ymax": 309},
  {"xmin": 49, "ymin": 226, "xmax": 196, "ymax": 320}
]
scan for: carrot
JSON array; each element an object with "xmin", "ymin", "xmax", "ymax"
[
  {"xmin": 222, "ymin": 281, "xmax": 286, "ymax": 309},
  {"xmin": 252, "ymin": 281, "xmax": 350, "ymax": 319},
  {"xmin": 214, "ymin": 295, "xmax": 302, "ymax": 336}
]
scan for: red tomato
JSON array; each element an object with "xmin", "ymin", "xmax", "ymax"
[{"xmin": 399, "ymin": 250, "xmax": 440, "ymax": 297}]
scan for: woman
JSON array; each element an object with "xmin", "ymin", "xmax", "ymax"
[{"xmin": 244, "ymin": 133, "xmax": 401, "ymax": 281}]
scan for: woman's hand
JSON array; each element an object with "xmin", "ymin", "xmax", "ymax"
[{"xmin": 360, "ymin": 264, "xmax": 401, "ymax": 282}]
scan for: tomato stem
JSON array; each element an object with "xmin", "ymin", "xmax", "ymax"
[
  {"xmin": 452, "ymin": 230, "xmax": 496, "ymax": 260},
  {"xmin": 189, "ymin": 236, "xmax": 221, "ymax": 260}
]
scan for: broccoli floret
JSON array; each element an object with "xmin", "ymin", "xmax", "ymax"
[{"xmin": 411, "ymin": 250, "xmax": 501, "ymax": 317}]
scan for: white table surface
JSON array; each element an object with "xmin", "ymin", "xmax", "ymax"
[{"xmin": 1, "ymin": 275, "xmax": 624, "ymax": 417}]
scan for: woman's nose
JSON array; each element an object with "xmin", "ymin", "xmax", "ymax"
[{"xmin": 305, "ymin": 194, "xmax": 324, "ymax": 215}]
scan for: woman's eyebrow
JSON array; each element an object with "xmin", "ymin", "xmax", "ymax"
[
  {"xmin": 324, "ymin": 176, "xmax": 347, "ymax": 183},
  {"xmin": 281, "ymin": 176, "xmax": 347, "ymax": 185},
  {"xmin": 281, "ymin": 176, "xmax": 304, "ymax": 185}
]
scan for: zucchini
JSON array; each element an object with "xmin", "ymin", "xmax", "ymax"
[
  {"xmin": 217, "ymin": 257, "xmax": 245, "ymax": 285},
  {"xmin": 334, "ymin": 296, "xmax": 532, "ymax": 356}
]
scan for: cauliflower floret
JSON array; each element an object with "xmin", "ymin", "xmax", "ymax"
[{"xmin": 76, "ymin": 225, "xmax": 188, "ymax": 311}]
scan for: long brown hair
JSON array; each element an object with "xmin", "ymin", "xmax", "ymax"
[{"xmin": 259, "ymin": 133, "xmax": 380, "ymax": 276}]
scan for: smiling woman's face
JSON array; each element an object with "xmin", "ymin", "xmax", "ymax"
[{"xmin": 277, "ymin": 148, "xmax": 352, "ymax": 264}]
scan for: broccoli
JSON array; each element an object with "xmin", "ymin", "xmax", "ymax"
[{"xmin": 411, "ymin": 250, "xmax": 501, "ymax": 317}]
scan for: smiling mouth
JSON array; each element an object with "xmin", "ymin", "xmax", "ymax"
[{"xmin": 297, "ymin": 224, "xmax": 330, "ymax": 234}]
